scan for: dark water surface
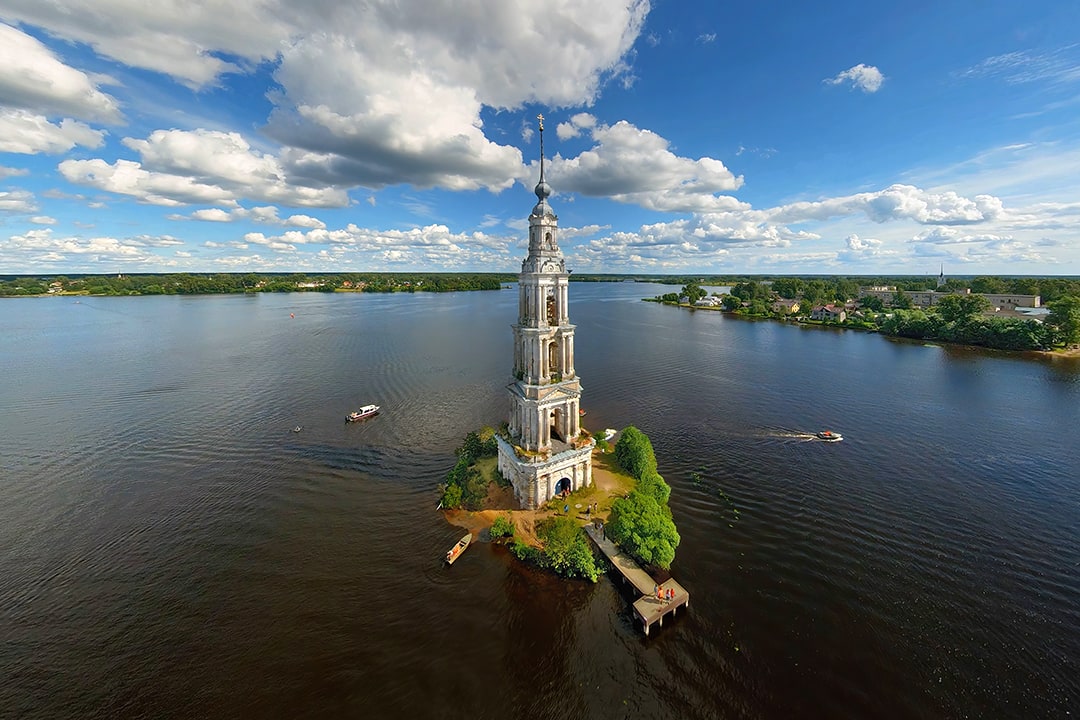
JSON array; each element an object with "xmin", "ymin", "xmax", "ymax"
[{"xmin": 2, "ymin": 285, "xmax": 1078, "ymax": 719}]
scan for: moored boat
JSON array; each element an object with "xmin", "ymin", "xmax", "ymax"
[
  {"xmin": 816, "ymin": 430, "xmax": 843, "ymax": 442},
  {"xmin": 346, "ymin": 404, "xmax": 380, "ymax": 422},
  {"xmin": 445, "ymin": 533, "xmax": 471, "ymax": 565}
]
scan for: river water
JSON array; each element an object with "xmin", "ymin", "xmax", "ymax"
[{"xmin": 2, "ymin": 283, "xmax": 1078, "ymax": 719}]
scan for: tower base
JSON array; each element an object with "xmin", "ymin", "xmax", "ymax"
[{"xmin": 496, "ymin": 436, "xmax": 594, "ymax": 510}]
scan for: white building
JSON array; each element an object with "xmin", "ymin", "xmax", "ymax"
[{"xmin": 496, "ymin": 116, "xmax": 593, "ymax": 510}]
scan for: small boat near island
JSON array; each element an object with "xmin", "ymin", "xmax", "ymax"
[
  {"xmin": 816, "ymin": 430, "xmax": 843, "ymax": 442},
  {"xmin": 346, "ymin": 404, "xmax": 380, "ymax": 422},
  {"xmin": 445, "ymin": 533, "xmax": 471, "ymax": 565}
]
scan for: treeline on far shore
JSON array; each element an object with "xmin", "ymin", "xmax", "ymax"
[
  {"xmin": 652, "ymin": 279, "xmax": 1080, "ymax": 353},
  {"xmin": 0, "ymin": 272, "xmax": 514, "ymax": 297}
]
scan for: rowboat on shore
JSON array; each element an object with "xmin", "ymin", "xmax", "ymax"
[{"xmin": 446, "ymin": 533, "xmax": 471, "ymax": 565}]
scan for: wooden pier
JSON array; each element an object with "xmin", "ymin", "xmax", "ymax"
[{"xmin": 584, "ymin": 524, "xmax": 688, "ymax": 636}]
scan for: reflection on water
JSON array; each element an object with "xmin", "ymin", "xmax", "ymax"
[{"xmin": 1, "ymin": 285, "xmax": 1078, "ymax": 719}]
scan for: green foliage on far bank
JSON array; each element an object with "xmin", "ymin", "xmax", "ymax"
[
  {"xmin": 439, "ymin": 427, "xmax": 499, "ymax": 510},
  {"xmin": 0, "ymin": 272, "xmax": 512, "ymax": 297},
  {"xmin": 609, "ymin": 426, "xmax": 680, "ymax": 570}
]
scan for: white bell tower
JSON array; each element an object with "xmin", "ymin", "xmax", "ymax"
[{"xmin": 496, "ymin": 114, "xmax": 593, "ymax": 509}]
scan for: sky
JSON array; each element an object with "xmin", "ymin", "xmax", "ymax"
[{"xmin": 2, "ymin": 1, "xmax": 1080, "ymax": 277}]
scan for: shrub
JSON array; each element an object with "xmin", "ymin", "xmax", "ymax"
[
  {"xmin": 510, "ymin": 537, "xmax": 540, "ymax": 564},
  {"xmin": 613, "ymin": 426, "xmax": 657, "ymax": 479},
  {"xmin": 490, "ymin": 514, "xmax": 514, "ymax": 539},
  {"xmin": 536, "ymin": 517, "xmax": 600, "ymax": 582},
  {"xmin": 440, "ymin": 483, "xmax": 463, "ymax": 509}
]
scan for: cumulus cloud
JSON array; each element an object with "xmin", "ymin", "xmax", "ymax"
[
  {"xmin": 0, "ymin": 189, "xmax": 37, "ymax": 213},
  {"xmin": 908, "ymin": 227, "xmax": 1011, "ymax": 245},
  {"xmin": 5, "ymin": 1, "xmax": 649, "ymax": 192},
  {"xmin": 0, "ymin": 23, "xmax": 121, "ymax": 122},
  {"xmin": 236, "ymin": 222, "xmax": 513, "ymax": 268},
  {"xmin": 556, "ymin": 113, "xmax": 598, "ymax": 141},
  {"xmin": 0, "ymin": 227, "xmax": 182, "ymax": 269},
  {"xmin": 768, "ymin": 184, "xmax": 1002, "ymax": 225},
  {"xmin": 176, "ymin": 205, "xmax": 328, "ymax": 228},
  {"xmin": 0, "ymin": 165, "xmax": 30, "ymax": 178},
  {"xmin": 836, "ymin": 233, "xmax": 897, "ymax": 263},
  {"xmin": 539, "ymin": 115, "xmax": 746, "ymax": 212},
  {"xmin": 62, "ymin": 129, "xmax": 348, "ymax": 207},
  {"xmin": 30, "ymin": 215, "xmax": 57, "ymax": 225},
  {"xmin": 59, "ymin": 158, "xmax": 237, "ymax": 207},
  {"xmin": 824, "ymin": 63, "xmax": 885, "ymax": 93},
  {"xmin": 0, "ymin": 109, "xmax": 105, "ymax": 154}
]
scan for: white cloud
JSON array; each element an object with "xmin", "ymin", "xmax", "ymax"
[
  {"xmin": 188, "ymin": 208, "xmax": 233, "ymax": 222},
  {"xmin": 540, "ymin": 116, "xmax": 745, "ymax": 212},
  {"xmin": 768, "ymin": 184, "xmax": 1002, "ymax": 225},
  {"xmin": 0, "ymin": 23, "xmax": 121, "ymax": 122},
  {"xmin": 0, "ymin": 109, "xmax": 105, "ymax": 154},
  {"xmin": 556, "ymin": 113, "xmax": 598, "ymax": 141},
  {"xmin": 173, "ymin": 205, "xmax": 327, "ymax": 228},
  {"xmin": 63, "ymin": 129, "xmax": 348, "ymax": 207},
  {"xmin": 6, "ymin": 1, "xmax": 651, "ymax": 193},
  {"xmin": 0, "ymin": 189, "xmax": 37, "ymax": 213},
  {"xmin": 286, "ymin": 214, "xmax": 326, "ymax": 229},
  {"xmin": 908, "ymin": 227, "xmax": 1011, "ymax": 245},
  {"xmin": 59, "ymin": 158, "xmax": 237, "ymax": 207},
  {"xmin": 0, "ymin": 3, "xmax": 279, "ymax": 88},
  {"xmin": 697, "ymin": 33, "xmax": 716, "ymax": 44},
  {"xmin": 958, "ymin": 46, "xmax": 1080, "ymax": 86},
  {"xmin": 0, "ymin": 227, "xmax": 183, "ymax": 268},
  {"xmin": 824, "ymin": 63, "xmax": 885, "ymax": 93},
  {"xmin": 0, "ymin": 165, "xmax": 29, "ymax": 178},
  {"xmin": 30, "ymin": 215, "xmax": 57, "ymax": 225}
]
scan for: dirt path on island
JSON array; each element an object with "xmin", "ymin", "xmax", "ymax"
[{"xmin": 442, "ymin": 449, "xmax": 632, "ymax": 548}]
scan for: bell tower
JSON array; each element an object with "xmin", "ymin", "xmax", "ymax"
[{"xmin": 496, "ymin": 114, "xmax": 593, "ymax": 509}]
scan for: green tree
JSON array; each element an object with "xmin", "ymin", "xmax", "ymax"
[
  {"xmin": 771, "ymin": 277, "xmax": 803, "ymax": 299},
  {"xmin": 721, "ymin": 294, "xmax": 741, "ymax": 311},
  {"xmin": 970, "ymin": 276, "xmax": 1007, "ymax": 294},
  {"xmin": 935, "ymin": 293, "xmax": 991, "ymax": 323},
  {"xmin": 1047, "ymin": 295, "xmax": 1080, "ymax": 346},
  {"xmin": 892, "ymin": 290, "xmax": 913, "ymax": 310},
  {"xmin": 636, "ymin": 469, "xmax": 671, "ymax": 505},
  {"xmin": 680, "ymin": 282, "xmax": 706, "ymax": 304},
  {"xmin": 607, "ymin": 490, "xmax": 680, "ymax": 570},
  {"xmin": 613, "ymin": 426, "xmax": 657, "ymax": 479},
  {"xmin": 859, "ymin": 295, "xmax": 885, "ymax": 312},
  {"xmin": 801, "ymin": 280, "xmax": 827, "ymax": 306}
]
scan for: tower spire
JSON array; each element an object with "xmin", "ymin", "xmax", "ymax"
[{"xmin": 537, "ymin": 113, "xmax": 545, "ymax": 185}]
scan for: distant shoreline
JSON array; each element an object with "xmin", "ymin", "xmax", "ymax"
[{"xmin": 648, "ymin": 298, "xmax": 1080, "ymax": 360}]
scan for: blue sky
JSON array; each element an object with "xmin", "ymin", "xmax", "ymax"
[{"xmin": 2, "ymin": 0, "xmax": 1079, "ymax": 276}]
